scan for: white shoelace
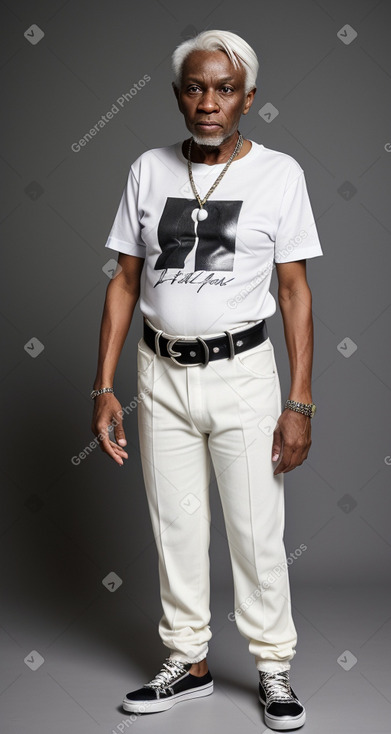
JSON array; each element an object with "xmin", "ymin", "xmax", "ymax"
[
  {"xmin": 260, "ymin": 671, "xmax": 295, "ymax": 703},
  {"xmin": 144, "ymin": 659, "xmax": 187, "ymax": 690}
]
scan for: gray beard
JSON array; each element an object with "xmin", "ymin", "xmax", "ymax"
[{"xmin": 191, "ymin": 131, "xmax": 227, "ymax": 147}]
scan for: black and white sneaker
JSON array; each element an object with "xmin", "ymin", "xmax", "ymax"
[
  {"xmin": 259, "ymin": 670, "xmax": 306, "ymax": 730},
  {"xmin": 122, "ymin": 658, "xmax": 213, "ymax": 713}
]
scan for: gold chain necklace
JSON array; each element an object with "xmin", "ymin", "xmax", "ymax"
[{"xmin": 187, "ymin": 131, "xmax": 244, "ymax": 221}]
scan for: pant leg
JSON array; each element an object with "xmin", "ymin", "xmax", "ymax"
[
  {"xmin": 204, "ymin": 337, "xmax": 298, "ymax": 673},
  {"xmin": 136, "ymin": 337, "xmax": 212, "ymax": 664}
]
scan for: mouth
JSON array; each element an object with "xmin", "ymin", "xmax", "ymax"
[{"xmin": 196, "ymin": 123, "xmax": 222, "ymax": 130}]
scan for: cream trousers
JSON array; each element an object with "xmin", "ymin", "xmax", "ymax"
[{"xmin": 136, "ymin": 328, "xmax": 297, "ymax": 673}]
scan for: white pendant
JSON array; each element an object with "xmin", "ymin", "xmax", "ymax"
[{"xmin": 191, "ymin": 207, "xmax": 208, "ymax": 222}]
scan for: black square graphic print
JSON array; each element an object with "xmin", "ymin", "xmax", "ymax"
[{"xmin": 155, "ymin": 198, "xmax": 243, "ymax": 272}]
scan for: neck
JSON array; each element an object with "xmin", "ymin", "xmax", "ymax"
[{"xmin": 187, "ymin": 131, "xmax": 242, "ymax": 165}]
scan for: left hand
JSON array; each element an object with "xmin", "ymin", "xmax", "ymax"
[{"xmin": 272, "ymin": 409, "xmax": 312, "ymax": 475}]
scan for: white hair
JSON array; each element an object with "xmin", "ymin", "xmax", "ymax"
[{"xmin": 172, "ymin": 29, "xmax": 259, "ymax": 96}]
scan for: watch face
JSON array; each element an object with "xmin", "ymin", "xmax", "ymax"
[{"xmin": 311, "ymin": 404, "xmax": 316, "ymax": 417}]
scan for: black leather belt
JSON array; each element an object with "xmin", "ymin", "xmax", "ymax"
[{"xmin": 143, "ymin": 318, "xmax": 268, "ymax": 367}]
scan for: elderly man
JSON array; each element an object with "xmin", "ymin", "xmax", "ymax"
[{"xmin": 91, "ymin": 29, "xmax": 323, "ymax": 730}]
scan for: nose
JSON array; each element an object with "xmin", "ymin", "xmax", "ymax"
[{"xmin": 197, "ymin": 89, "xmax": 219, "ymax": 112}]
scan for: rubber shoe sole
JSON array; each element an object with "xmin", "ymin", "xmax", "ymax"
[
  {"xmin": 123, "ymin": 681, "xmax": 214, "ymax": 713},
  {"xmin": 259, "ymin": 692, "xmax": 306, "ymax": 730}
]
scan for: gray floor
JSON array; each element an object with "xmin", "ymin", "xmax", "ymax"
[{"xmin": 1, "ymin": 583, "xmax": 390, "ymax": 733}]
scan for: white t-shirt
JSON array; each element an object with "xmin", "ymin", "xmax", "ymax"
[{"xmin": 104, "ymin": 139, "xmax": 323, "ymax": 336}]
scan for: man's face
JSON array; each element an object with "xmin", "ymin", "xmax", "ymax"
[{"xmin": 173, "ymin": 49, "xmax": 255, "ymax": 146}]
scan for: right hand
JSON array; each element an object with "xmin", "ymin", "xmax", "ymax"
[{"xmin": 91, "ymin": 394, "xmax": 128, "ymax": 466}]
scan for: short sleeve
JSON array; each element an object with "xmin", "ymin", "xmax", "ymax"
[
  {"xmin": 104, "ymin": 167, "xmax": 146, "ymax": 258},
  {"xmin": 274, "ymin": 162, "xmax": 323, "ymax": 263}
]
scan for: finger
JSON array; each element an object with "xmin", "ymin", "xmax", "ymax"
[
  {"xmin": 114, "ymin": 423, "xmax": 127, "ymax": 446},
  {"xmin": 277, "ymin": 449, "xmax": 303, "ymax": 475},
  {"xmin": 274, "ymin": 447, "xmax": 294, "ymax": 475},
  {"xmin": 99, "ymin": 436, "xmax": 126, "ymax": 465},
  {"xmin": 272, "ymin": 426, "xmax": 282, "ymax": 462},
  {"xmin": 108, "ymin": 439, "xmax": 128, "ymax": 457}
]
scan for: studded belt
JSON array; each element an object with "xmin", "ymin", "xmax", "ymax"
[{"xmin": 142, "ymin": 317, "xmax": 268, "ymax": 367}]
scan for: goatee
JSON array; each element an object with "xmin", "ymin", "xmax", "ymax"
[{"xmin": 191, "ymin": 132, "xmax": 226, "ymax": 147}]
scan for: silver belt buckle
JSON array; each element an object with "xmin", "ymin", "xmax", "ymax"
[{"xmin": 166, "ymin": 336, "xmax": 210, "ymax": 367}]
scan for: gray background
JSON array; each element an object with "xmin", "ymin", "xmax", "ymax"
[{"xmin": 1, "ymin": 0, "xmax": 390, "ymax": 732}]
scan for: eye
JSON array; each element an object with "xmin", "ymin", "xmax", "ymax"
[{"xmin": 186, "ymin": 85, "xmax": 234, "ymax": 94}]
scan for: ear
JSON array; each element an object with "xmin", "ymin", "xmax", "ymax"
[{"xmin": 242, "ymin": 87, "xmax": 256, "ymax": 115}]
